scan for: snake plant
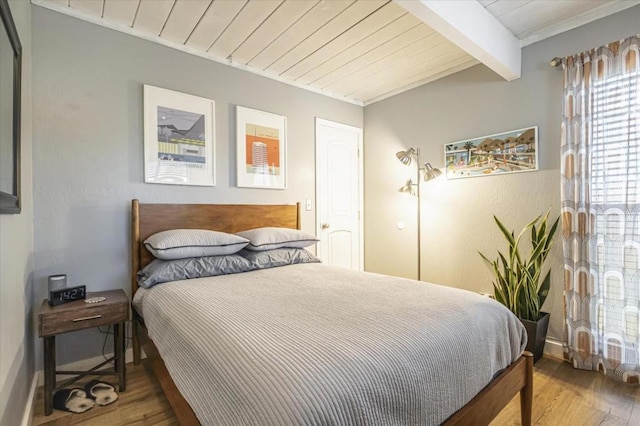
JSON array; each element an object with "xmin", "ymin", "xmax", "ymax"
[{"xmin": 479, "ymin": 212, "xmax": 559, "ymax": 321}]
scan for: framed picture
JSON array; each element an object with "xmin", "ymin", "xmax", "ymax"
[
  {"xmin": 236, "ymin": 106, "xmax": 286, "ymax": 189},
  {"xmin": 0, "ymin": 0, "xmax": 22, "ymax": 214},
  {"xmin": 444, "ymin": 126, "xmax": 538, "ymax": 179},
  {"xmin": 143, "ymin": 85, "xmax": 215, "ymax": 186}
]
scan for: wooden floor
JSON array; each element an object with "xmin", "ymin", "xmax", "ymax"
[
  {"xmin": 32, "ymin": 361, "xmax": 178, "ymax": 426},
  {"xmin": 32, "ymin": 357, "xmax": 640, "ymax": 425},
  {"xmin": 491, "ymin": 357, "xmax": 640, "ymax": 426}
]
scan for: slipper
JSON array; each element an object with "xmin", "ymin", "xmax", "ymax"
[
  {"xmin": 53, "ymin": 388, "xmax": 95, "ymax": 413},
  {"xmin": 84, "ymin": 380, "xmax": 118, "ymax": 406}
]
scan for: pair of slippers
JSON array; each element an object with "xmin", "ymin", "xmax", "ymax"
[{"xmin": 52, "ymin": 380, "xmax": 118, "ymax": 414}]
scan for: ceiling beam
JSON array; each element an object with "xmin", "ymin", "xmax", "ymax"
[{"xmin": 394, "ymin": 0, "xmax": 521, "ymax": 81}]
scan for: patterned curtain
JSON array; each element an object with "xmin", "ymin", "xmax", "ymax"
[{"xmin": 561, "ymin": 35, "xmax": 640, "ymax": 384}]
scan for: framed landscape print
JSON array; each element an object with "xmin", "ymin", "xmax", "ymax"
[
  {"xmin": 236, "ymin": 106, "xmax": 286, "ymax": 189},
  {"xmin": 444, "ymin": 126, "xmax": 539, "ymax": 179},
  {"xmin": 143, "ymin": 85, "xmax": 215, "ymax": 186}
]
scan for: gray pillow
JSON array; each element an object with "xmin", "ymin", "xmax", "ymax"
[
  {"xmin": 236, "ymin": 227, "xmax": 319, "ymax": 251},
  {"xmin": 137, "ymin": 254, "xmax": 254, "ymax": 288},
  {"xmin": 144, "ymin": 229, "xmax": 249, "ymax": 260},
  {"xmin": 238, "ymin": 248, "xmax": 321, "ymax": 269}
]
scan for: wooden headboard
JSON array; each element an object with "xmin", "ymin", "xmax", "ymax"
[{"xmin": 131, "ymin": 199, "xmax": 300, "ymax": 295}]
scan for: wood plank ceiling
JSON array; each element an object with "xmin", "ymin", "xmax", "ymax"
[
  {"xmin": 33, "ymin": 0, "xmax": 477, "ymax": 105},
  {"xmin": 32, "ymin": 0, "xmax": 640, "ymax": 106},
  {"xmin": 478, "ymin": 0, "xmax": 640, "ymax": 47}
]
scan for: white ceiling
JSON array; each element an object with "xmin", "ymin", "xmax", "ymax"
[{"xmin": 31, "ymin": 0, "xmax": 640, "ymax": 106}]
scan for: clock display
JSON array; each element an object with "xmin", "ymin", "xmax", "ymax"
[{"xmin": 48, "ymin": 285, "xmax": 87, "ymax": 306}]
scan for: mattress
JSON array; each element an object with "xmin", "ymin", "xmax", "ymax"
[{"xmin": 133, "ymin": 263, "xmax": 526, "ymax": 425}]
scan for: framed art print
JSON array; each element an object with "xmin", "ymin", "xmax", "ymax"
[
  {"xmin": 444, "ymin": 126, "xmax": 538, "ymax": 179},
  {"xmin": 236, "ymin": 106, "xmax": 286, "ymax": 189},
  {"xmin": 143, "ymin": 85, "xmax": 215, "ymax": 186}
]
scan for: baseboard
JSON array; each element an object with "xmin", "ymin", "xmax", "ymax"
[
  {"xmin": 21, "ymin": 373, "xmax": 38, "ymax": 426},
  {"xmin": 544, "ymin": 337, "xmax": 564, "ymax": 360},
  {"xmin": 35, "ymin": 347, "xmax": 144, "ymax": 386}
]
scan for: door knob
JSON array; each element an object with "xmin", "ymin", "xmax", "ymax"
[{"xmin": 321, "ymin": 223, "xmax": 330, "ymax": 230}]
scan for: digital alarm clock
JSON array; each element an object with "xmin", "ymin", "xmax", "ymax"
[{"xmin": 48, "ymin": 285, "xmax": 87, "ymax": 306}]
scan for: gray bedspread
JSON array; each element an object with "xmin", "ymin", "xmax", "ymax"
[{"xmin": 133, "ymin": 263, "xmax": 526, "ymax": 425}]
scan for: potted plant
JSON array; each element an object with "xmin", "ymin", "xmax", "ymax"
[{"xmin": 479, "ymin": 212, "xmax": 559, "ymax": 362}]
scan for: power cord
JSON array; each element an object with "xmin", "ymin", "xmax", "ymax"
[{"xmin": 97, "ymin": 321, "xmax": 132, "ymax": 364}]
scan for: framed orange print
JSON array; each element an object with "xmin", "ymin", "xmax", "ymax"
[{"xmin": 236, "ymin": 106, "xmax": 286, "ymax": 189}]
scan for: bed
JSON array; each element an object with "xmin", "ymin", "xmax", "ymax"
[{"xmin": 130, "ymin": 199, "xmax": 533, "ymax": 425}]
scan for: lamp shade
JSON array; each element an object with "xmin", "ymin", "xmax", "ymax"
[
  {"xmin": 398, "ymin": 179, "xmax": 417, "ymax": 196},
  {"xmin": 395, "ymin": 148, "xmax": 416, "ymax": 166},
  {"xmin": 423, "ymin": 163, "xmax": 442, "ymax": 181}
]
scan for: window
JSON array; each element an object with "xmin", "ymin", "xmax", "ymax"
[{"xmin": 591, "ymin": 68, "xmax": 640, "ymax": 206}]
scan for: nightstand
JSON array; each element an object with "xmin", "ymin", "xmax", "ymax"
[{"xmin": 38, "ymin": 289, "xmax": 129, "ymax": 415}]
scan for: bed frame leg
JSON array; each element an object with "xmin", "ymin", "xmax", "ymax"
[
  {"xmin": 132, "ymin": 312, "xmax": 141, "ymax": 365},
  {"xmin": 520, "ymin": 351, "xmax": 533, "ymax": 426}
]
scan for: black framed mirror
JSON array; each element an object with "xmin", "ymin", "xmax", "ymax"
[{"xmin": 0, "ymin": 0, "xmax": 21, "ymax": 214}]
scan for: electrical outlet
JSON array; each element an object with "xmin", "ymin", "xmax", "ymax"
[{"xmin": 305, "ymin": 199, "xmax": 312, "ymax": 211}]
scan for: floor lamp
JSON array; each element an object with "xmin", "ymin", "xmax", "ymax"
[{"xmin": 396, "ymin": 147, "xmax": 442, "ymax": 281}]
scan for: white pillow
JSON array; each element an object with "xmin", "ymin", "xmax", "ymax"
[
  {"xmin": 144, "ymin": 229, "xmax": 249, "ymax": 260},
  {"xmin": 236, "ymin": 227, "xmax": 319, "ymax": 251}
]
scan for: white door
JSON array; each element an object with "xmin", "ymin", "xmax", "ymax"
[{"xmin": 315, "ymin": 118, "xmax": 363, "ymax": 270}]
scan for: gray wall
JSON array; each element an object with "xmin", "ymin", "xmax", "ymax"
[
  {"xmin": 31, "ymin": 7, "xmax": 362, "ymax": 368},
  {"xmin": 0, "ymin": 0, "xmax": 33, "ymax": 424},
  {"xmin": 363, "ymin": 6, "xmax": 640, "ymax": 342}
]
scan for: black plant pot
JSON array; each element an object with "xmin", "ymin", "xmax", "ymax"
[{"xmin": 520, "ymin": 312, "xmax": 550, "ymax": 363}]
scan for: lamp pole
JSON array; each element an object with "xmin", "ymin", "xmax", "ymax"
[
  {"xmin": 396, "ymin": 146, "xmax": 441, "ymax": 282},
  {"xmin": 416, "ymin": 148, "xmax": 422, "ymax": 281}
]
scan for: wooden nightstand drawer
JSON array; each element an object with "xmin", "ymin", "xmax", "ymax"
[
  {"xmin": 38, "ymin": 290, "xmax": 129, "ymax": 337},
  {"xmin": 40, "ymin": 303, "xmax": 128, "ymax": 336}
]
